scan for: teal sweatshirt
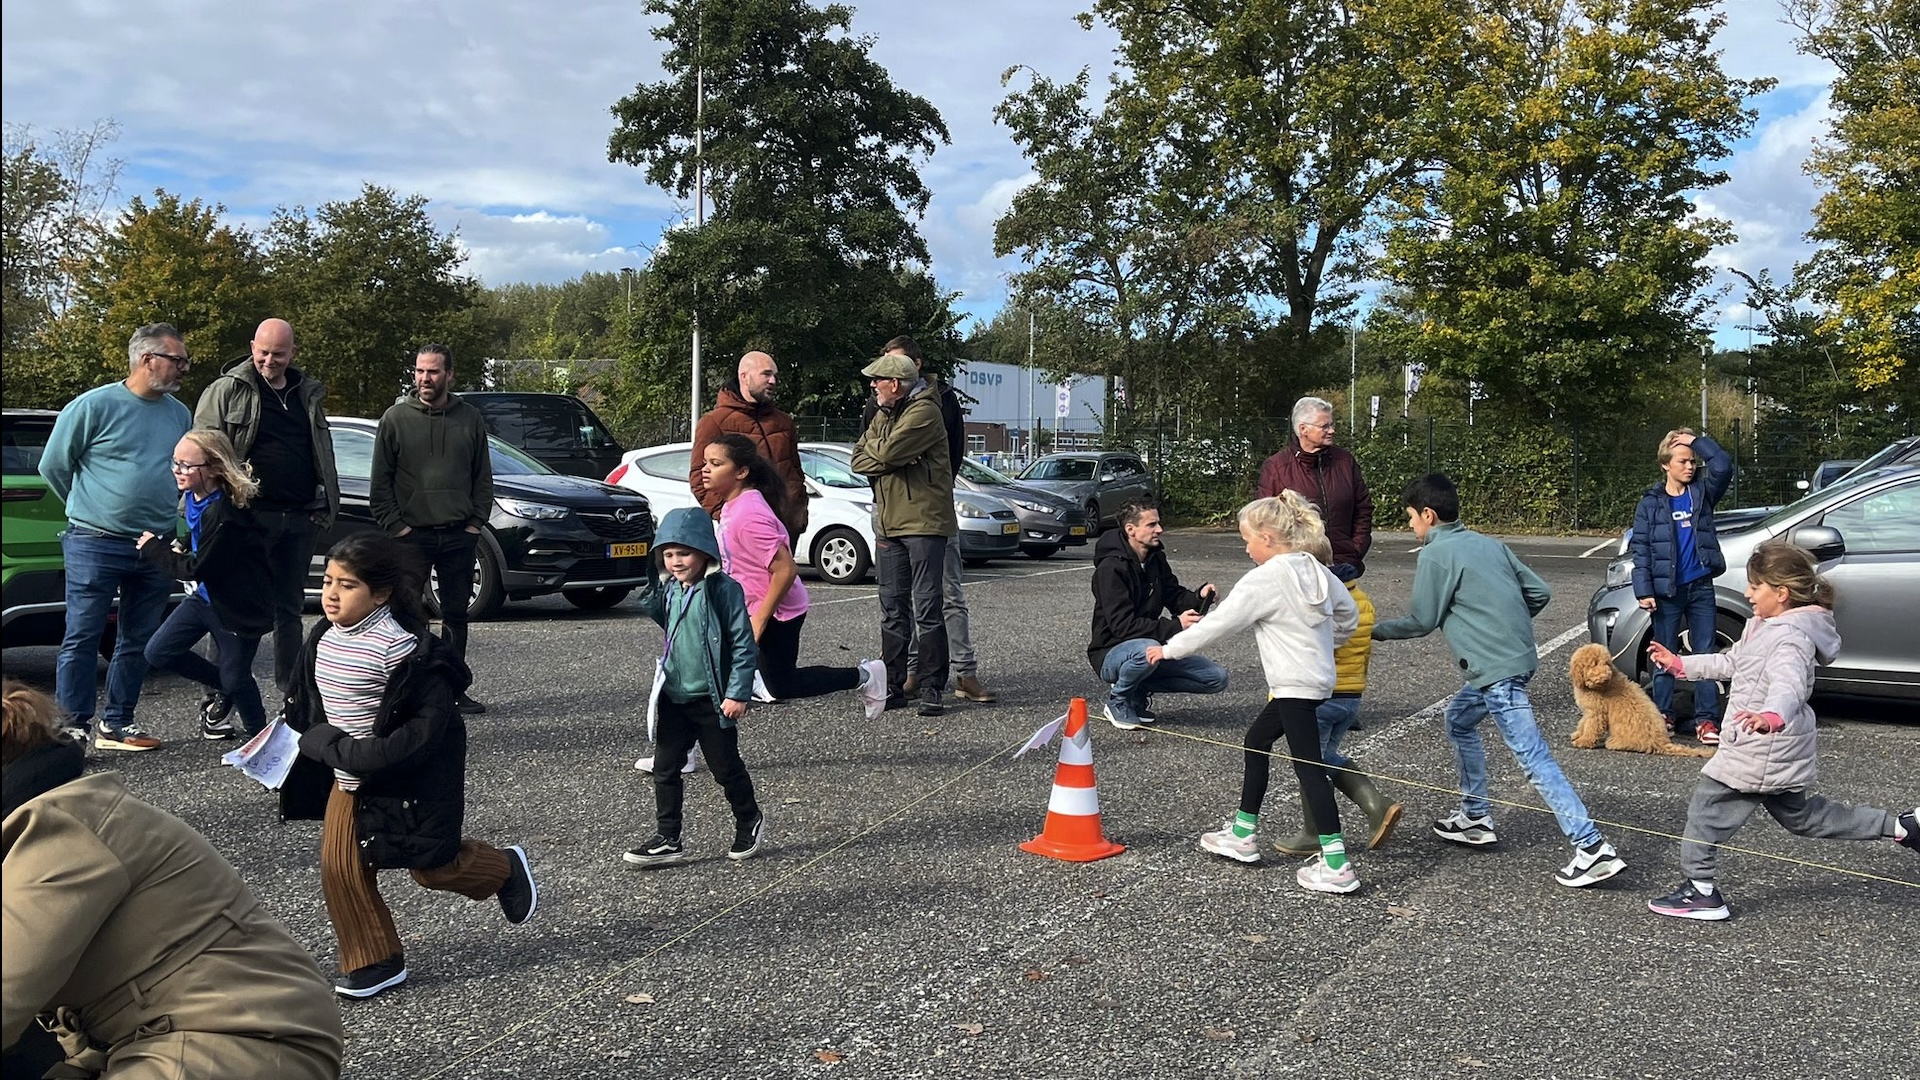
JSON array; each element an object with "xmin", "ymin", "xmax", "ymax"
[
  {"xmin": 38, "ymin": 382, "xmax": 191, "ymax": 535},
  {"xmin": 1372, "ymin": 520, "xmax": 1553, "ymax": 689}
]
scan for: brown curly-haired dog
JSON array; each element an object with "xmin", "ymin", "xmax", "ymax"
[{"xmin": 1568, "ymin": 642, "xmax": 1712, "ymax": 757}]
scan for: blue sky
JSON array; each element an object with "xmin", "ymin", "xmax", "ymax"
[{"xmin": 2, "ymin": 1, "xmax": 1832, "ymax": 347}]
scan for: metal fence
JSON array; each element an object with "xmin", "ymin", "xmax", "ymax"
[{"xmin": 612, "ymin": 410, "xmax": 1908, "ymax": 532}]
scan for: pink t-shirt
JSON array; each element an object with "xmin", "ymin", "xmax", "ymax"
[{"xmin": 718, "ymin": 488, "xmax": 809, "ymax": 622}]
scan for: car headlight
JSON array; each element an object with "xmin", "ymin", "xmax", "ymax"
[
  {"xmin": 1605, "ymin": 556, "xmax": 1633, "ymax": 589},
  {"xmin": 497, "ymin": 497, "xmax": 570, "ymax": 521},
  {"xmin": 851, "ymin": 501, "xmax": 874, "ymax": 513},
  {"xmin": 1011, "ymin": 499, "xmax": 1059, "ymax": 515},
  {"xmin": 954, "ymin": 499, "xmax": 991, "ymax": 519}
]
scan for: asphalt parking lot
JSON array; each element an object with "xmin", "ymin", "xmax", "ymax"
[{"xmin": 5, "ymin": 529, "xmax": 1915, "ymax": 1080}]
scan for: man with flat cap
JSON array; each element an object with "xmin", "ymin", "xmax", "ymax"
[{"xmin": 852, "ymin": 353, "xmax": 957, "ymax": 717}]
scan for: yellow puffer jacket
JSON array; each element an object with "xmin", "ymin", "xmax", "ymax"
[{"xmin": 1334, "ymin": 582, "xmax": 1375, "ymax": 695}]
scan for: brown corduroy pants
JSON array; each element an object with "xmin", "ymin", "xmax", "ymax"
[{"xmin": 320, "ymin": 784, "xmax": 512, "ymax": 973}]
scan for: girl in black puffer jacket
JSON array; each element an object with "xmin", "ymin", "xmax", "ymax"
[{"xmin": 281, "ymin": 532, "xmax": 539, "ymax": 1000}]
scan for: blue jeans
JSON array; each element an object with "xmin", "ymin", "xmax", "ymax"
[
  {"xmin": 1443, "ymin": 674, "xmax": 1602, "ymax": 848},
  {"xmin": 1649, "ymin": 575, "xmax": 1720, "ymax": 728},
  {"xmin": 55, "ymin": 529, "xmax": 173, "ymax": 728},
  {"xmin": 144, "ymin": 594, "xmax": 267, "ymax": 734},
  {"xmin": 877, "ymin": 535, "xmax": 947, "ymax": 701},
  {"xmin": 1099, "ymin": 638, "xmax": 1229, "ymax": 707},
  {"xmin": 1316, "ymin": 696, "xmax": 1361, "ymax": 768}
]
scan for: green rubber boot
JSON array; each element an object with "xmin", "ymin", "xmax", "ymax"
[
  {"xmin": 1331, "ymin": 768, "xmax": 1403, "ymax": 852},
  {"xmin": 1271, "ymin": 800, "xmax": 1321, "ymax": 857}
]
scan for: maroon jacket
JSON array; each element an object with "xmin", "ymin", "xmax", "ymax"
[
  {"xmin": 691, "ymin": 382, "xmax": 808, "ymax": 535},
  {"xmin": 1255, "ymin": 439, "xmax": 1374, "ymax": 573}
]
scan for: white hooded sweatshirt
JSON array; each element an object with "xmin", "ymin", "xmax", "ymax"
[{"xmin": 1160, "ymin": 551, "xmax": 1357, "ymax": 700}]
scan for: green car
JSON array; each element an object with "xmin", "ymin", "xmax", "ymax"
[{"xmin": 2, "ymin": 409, "xmax": 70, "ymax": 648}]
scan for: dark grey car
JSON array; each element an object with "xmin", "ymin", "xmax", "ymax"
[
  {"xmin": 1015, "ymin": 452, "xmax": 1155, "ymax": 531},
  {"xmin": 954, "ymin": 457, "xmax": 1088, "ymax": 558}
]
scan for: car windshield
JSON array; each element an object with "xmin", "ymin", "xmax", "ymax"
[
  {"xmin": 801, "ymin": 450, "xmax": 869, "ymax": 489},
  {"xmin": 1839, "ymin": 437, "xmax": 1919, "ymax": 480},
  {"xmin": 959, "ymin": 458, "xmax": 1015, "ymax": 485},
  {"xmin": 490, "ymin": 439, "xmax": 550, "ymax": 476},
  {"xmin": 1023, "ymin": 458, "xmax": 1095, "ymax": 481},
  {"xmin": 1754, "ymin": 465, "xmax": 1906, "ymax": 531},
  {"xmin": 2, "ymin": 416, "xmax": 54, "ymax": 475}
]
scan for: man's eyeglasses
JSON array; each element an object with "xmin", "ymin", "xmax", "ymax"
[
  {"xmin": 171, "ymin": 461, "xmax": 208, "ymax": 473},
  {"xmin": 1306, "ymin": 422, "xmax": 1336, "ymax": 433},
  {"xmin": 145, "ymin": 351, "xmax": 192, "ymax": 368}
]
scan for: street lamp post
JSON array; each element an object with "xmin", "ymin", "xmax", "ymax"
[{"xmin": 620, "ymin": 266, "xmax": 634, "ymax": 317}]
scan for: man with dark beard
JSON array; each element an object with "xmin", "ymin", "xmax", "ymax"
[
  {"xmin": 1086, "ymin": 500, "xmax": 1226, "ymax": 729},
  {"xmin": 690, "ymin": 351, "xmax": 807, "ymax": 542}
]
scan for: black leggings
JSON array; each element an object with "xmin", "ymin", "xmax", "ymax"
[
  {"xmin": 1241, "ymin": 696, "xmax": 1341, "ymax": 835},
  {"xmin": 758, "ymin": 613, "xmax": 860, "ymax": 700}
]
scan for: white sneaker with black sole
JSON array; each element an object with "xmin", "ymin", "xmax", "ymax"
[
  {"xmin": 1432, "ymin": 810, "xmax": 1498, "ymax": 846},
  {"xmin": 1556, "ymin": 841, "xmax": 1626, "ymax": 888}
]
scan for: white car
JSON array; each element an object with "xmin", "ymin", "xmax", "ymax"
[
  {"xmin": 607, "ymin": 443, "xmax": 877, "ymax": 585},
  {"xmin": 801, "ymin": 443, "xmax": 1024, "ymax": 566}
]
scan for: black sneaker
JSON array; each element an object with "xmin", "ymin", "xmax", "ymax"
[
  {"xmin": 917, "ymin": 697, "xmax": 944, "ymax": 717},
  {"xmin": 200, "ymin": 707, "xmax": 237, "ymax": 741},
  {"xmin": 622, "ymin": 834, "xmax": 687, "ymax": 869},
  {"xmin": 1646, "ymin": 882, "xmax": 1731, "ymax": 921},
  {"xmin": 1897, "ymin": 808, "xmax": 1919, "ymax": 852},
  {"xmin": 201, "ymin": 689, "xmax": 233, "ymax": 722},
  {"xmin": 456, "ymin": 693, "xmax": 486, "ymax": 715},
  {"xmin": 1136, "ymin": 696, "xmax": 1158, "ymax": 723},
  {"xmin": 883, "ymin": 693, "xmax": 912, "ymax": 712},
  {"xmin": 497, "ymin": 845, "xmax": 538, "ymax": 924},
  {"xmin": 728, "ymin": 813, "xmax": 766, "ymax": 861},
  {"xmin": 333, "ymin": 954, "xmax": 408, "ymax": 998}
]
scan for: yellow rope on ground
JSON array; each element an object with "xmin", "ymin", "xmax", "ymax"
[{"xmin": 1141, "ymin": 722, "xmax": 1920, "ymax": 891}]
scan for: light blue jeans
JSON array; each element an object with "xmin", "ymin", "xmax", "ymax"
[
  {"xmin": 1443, "ymin": 674, "xmax": 1602, "ymax": 848},
  {"xmin": 56, "ymin": 528, "xmax": 173, "ymax": 729},
  {"xmin": 1316, "ymin": 696, "xmax": 1361, "ymax": 768},
  {"xmin": 1100, "ymin": 638, "xmax": 1229, "ymax": 706}
]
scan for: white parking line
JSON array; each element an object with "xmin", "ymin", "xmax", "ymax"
[{"xmin": 1581, "ymin": 538, "xmax": 1618, "ymax": 558}]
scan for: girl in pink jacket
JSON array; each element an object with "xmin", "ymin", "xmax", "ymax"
[{"xmin": 1645, "ymin": 540, "xmax": 1917, "ymax": 920}]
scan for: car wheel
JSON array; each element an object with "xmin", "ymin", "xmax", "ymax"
[
  {"xmin": 811, "ymin": 526, "xmax": 871, "ymax": 585},
  {"xmin": 425, "ymin": 540, "xmax": 505, "ymax": 621},
  {"xmin": 1022, "ymin": 544, "xmax": 1059, "ymax": 559},
  {"xmin": 563, "ymin": 585, "xmax": 631, "ymax": 610},
  {"xmin": 1084, "ymin": 501, "xmax": 1102, "ymax": 534}
]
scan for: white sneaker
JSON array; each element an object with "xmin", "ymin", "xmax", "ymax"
[
  {"xmin": 634, "ymin": 747, "xmax": 702, "ymax": 774},
  {"xmin": 1199, "ymin": 825, "xmax": 1261, "ymax": 864},
  {"xmin": 1556, "ymin": 841, "xmax": 1626, "ymax": 888},
  {"xmin": 751, "ymin": 671, "xmax": 778, "ymax": 703},
  {"xmin": 858, "ymin": 659, "xmax": 888, "ymax": 720},
  {"xmin": 1296, "ymin": 854, "xmax": 1361, "ymax": 894}
]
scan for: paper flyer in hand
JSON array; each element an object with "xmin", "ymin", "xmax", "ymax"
[{"xmin": 220, "ymin": 718, "xmax": 300, "ymax": 789}]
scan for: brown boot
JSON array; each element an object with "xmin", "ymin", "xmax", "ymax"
[
  {"xmin": 1331, "ymin": 769, "xmax": 1403, "ymax": 852},
  {"xmin": 903, "ymin": 673, "xmax": 919, "ymax": 696},
  {"xmin": 953, "ymin": 675, "xmax": 997, "ymax": 702}
]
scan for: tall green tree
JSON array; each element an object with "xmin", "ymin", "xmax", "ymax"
[
  {"xmin": 265, "ymin": 185, "xmax": 483, "ymax": 416},
  {"xmin": 1376, "ymin": 0, "xmax": 1768, "ymax": 423},
  {"xmin": 607, "ymin": 0, "xmax": 956, "ymax": 416},
  {"xmin": 18, "ymin": 191, "xmax": 264, "ymax": 408},
  {"xmin": 1786, "ymin": 0, "xmax": 1918, "ymax": 409},
  {"xmin": 2, "ymin": 119, "xmax": 121, "ymax": 393}
]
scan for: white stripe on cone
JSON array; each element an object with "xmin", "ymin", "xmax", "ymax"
[
  {"xmin": 1046, "ymin": 783, "xmax": 1101, "ymax": 817},
  {"xmin": 1059, "ymin": 728, "xmax": 1092, "ymax": 766}
]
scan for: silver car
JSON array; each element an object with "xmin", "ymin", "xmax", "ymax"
[
  {"xmin": 954, "ymin": 457, "xmax": 1088, "ymax": 558},
  {"xmin": 1588, "ymin": 464, "xmax": 1920, "ymax": 700},
  {"xmin": 1015, "ymin": 451, "xmax": 1156, "ymax": 532}
]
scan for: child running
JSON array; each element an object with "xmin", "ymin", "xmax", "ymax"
[
  {"xmin": 623, "ymin": 507, "xmax": 766, "ymax": 869},
  {"xmin": 1372, "ymin": 473, "xmax": 1626, "ymax": 887},
  {"xmin": 1148, "ymin": 492, "xmax": 1362, "ymax": 894},
  {"xmin": 282, "ymin": 532, "xmax": 538, "ymax": 1000},
  {"xmin": 1273, "ymin": 535, "xmax": 1403, "ymax": 858},
  {"xmin": 705, "ymin": 433, "xmax": 887, "ymax": 715},
  {"xmin": 1645, "ymin": 540, "xmax": 1919, "ymax": 920},
  {"xmin": 138, "ymin": 429, "xmax": 274, "ymax": 742}
]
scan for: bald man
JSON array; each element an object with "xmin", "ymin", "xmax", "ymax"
[
  {"xmin": 194, "ymin": 318, "xmax": 339, "ymax": 710},
  {"xmin": 690, "ymin": 350, "xmax": 807, "ymax": 539}
]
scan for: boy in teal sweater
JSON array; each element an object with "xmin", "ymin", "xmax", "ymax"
[{"xmin": 1372, "ymin": 474, "xmax": 1625, "ymax": 888}]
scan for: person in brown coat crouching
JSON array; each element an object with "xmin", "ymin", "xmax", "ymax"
[{"xmin": 1, "ymin": 678, "xmax": 344, "ymax": 1079}]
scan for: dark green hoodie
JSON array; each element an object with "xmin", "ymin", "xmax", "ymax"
[{"xmin": 369, "ymin": 395, "xmax": 494, "ymax": 532}]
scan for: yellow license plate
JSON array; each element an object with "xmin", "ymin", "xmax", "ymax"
[
  {"xmin": 1069, "ymin": 526, "xmax": 1087, "ymax": 536},
  {"xmin": 1001, "ymin": 523, "xmax": 1020, "ymax": 535},
  {"xmin": 607, "ymin": 542, "xmax": 649, "ymax": 558}
]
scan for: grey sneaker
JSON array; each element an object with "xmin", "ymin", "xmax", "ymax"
[
  {"xmin": 94, "ymin": 722, "xmax": 161, "ymax": 752},
  {"xmin": 1556, "ymin": 841, "xmax": 1626, "ymax": 888},
  {"xmin": 1432, "ymin": 810, "xmax": 1497, "ymax": 846}
]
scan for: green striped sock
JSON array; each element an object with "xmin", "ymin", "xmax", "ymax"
[
  {"xmin": 1318, "ymin": 834, "xmax": 1348, "ymax": 871},
  {"xmin": 1232, "ymin": 811, "xmax": 1258, "ymax": 839}
]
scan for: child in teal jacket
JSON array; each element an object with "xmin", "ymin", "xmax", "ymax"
[
  {"xmin": 1372, "ymin": 474, "xmax": 1626, "ymax": 889},
  {"xmin": 623, "ymin": 507, "xmax": 763, "ymax": 869}
]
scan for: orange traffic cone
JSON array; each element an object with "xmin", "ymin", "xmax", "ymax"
[{"xmin": 1020, "ymin": 698, "xmax": 1125, "ymax": 862}]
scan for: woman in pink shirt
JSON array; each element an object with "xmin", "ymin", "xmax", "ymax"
[{"xmin": 704, "ymin": 434, "xmax": 887, "ymax": 719}]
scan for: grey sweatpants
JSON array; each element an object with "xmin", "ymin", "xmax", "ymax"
[{"xmin": 1681, "ymin": 775, "xmax": 1895, "ymax": 881}]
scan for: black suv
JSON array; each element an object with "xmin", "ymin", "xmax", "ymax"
[
  {"xmin": 312, "ymin": 417, "xmax": 654, "ymax": 618},
  {"xmin": 460, "ymin": 393, "xmax": 625, "ymax": 481}
]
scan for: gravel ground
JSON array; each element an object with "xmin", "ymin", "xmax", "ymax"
[{"xmin": 6, "ymin": 528, "xmax": 1915, "ymax": 1080}]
